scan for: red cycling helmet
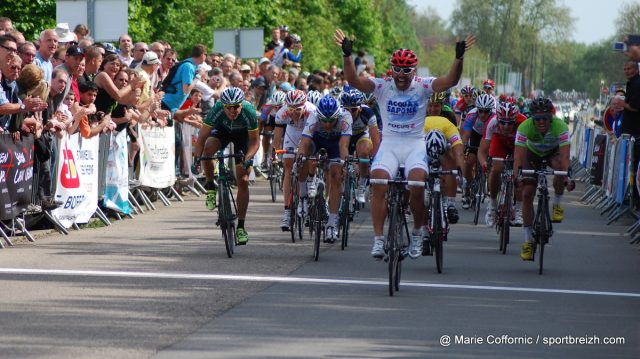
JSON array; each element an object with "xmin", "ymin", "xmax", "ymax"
[
  {"xmin": 390, "ymin": 48, "xmax": 418, "ymax": 67},
  {"xmin": 483, "ymin": 79, "xmax": 495, "ymax": 89}
]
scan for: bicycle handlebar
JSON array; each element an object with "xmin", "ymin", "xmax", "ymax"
[
  {"xmin": 521, "ymin": 169, "xmax": 568, "ymax": 176},
  {"xmin": 199, "ymin": 151, "xmax": 245, "ymax": 161},
  {"xmin": 370, "ymin": 178, "xmax": 426, "ymax": 187},
  {"xmin": 275, "ymin": 148, "xmax": 297, "ymax": 155}
]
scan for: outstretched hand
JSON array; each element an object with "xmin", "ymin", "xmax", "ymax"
[
  {"xmin": 455, "ymin": 34, "xmax": 476, "ymax": 59},
  {"xmin": 334, "ymin": 29, "xmax": 353, "ymax": 57}
]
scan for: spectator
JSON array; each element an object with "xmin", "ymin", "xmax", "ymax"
[
  {"xmin": 234, "ymin": 57, "xmax": 242, "ymax": 71},
  {"xmin": 161, "ymin": 44, "xmax": 207, "ymax": 113},
  {"xmin": 55, "ymin": 23, "xmax": 77, "ymax": 48},
  {"xmin": 287, "ymin": 67, "xmax": 299, "ymax": 87},
  {"xmin": 57, "ymin": 45, "xmax": 85, "ymax": 101},
  {"xmin": 33, "ymin": 29, "xmax": 58, "ymax": 83},
  {"xmin": 256, "ymin": 57, "xmax": 270, "ymax": 78},
  {"xmin": 279, "ymin": 25, "xmax": 289, "ymax": 40},
  {"xmin": 271, "ymin": 35, "xmax": 302, "ymax": 68},
  {"xmin": 18, "ymin": 41, "xmax": 37, "ymax": 66},
  {"xmin": 77, "ymin": 80, "xmax": 114, "ymax": 138},
  {"xmin": 246, "ymin": 60, "xmax": 256, "ymax": 76},
  {"xmin": 228, "ymin": 70, "xmax": 243, "ymax": 88},
  {"xmin": 0, "ymin": 54, "xmax": 23, "ymax": 132},
  {"xmin": 603, "ymin": 89, "xmax": 624, "ymax": 137},
  {"xmin": 82, "ymin": 45, "xmax": 103, "ymax": 82},
  {"xmin": 129, "ymin": 42, "xmax": 149, "ymax": 68},
  {"xmin": 118, "ymin": 34, "xmax": 133, "ymax": 66},
  {"xmin": 0, "ymin": 17, "xmax": 13, "ymax": 33},
  {"xmin": 135, "ymin": 51, "xmax": 161, "ymax": 113},
  {"xmin": 158, "ymin": 48, "xmax": 177, "ymax": 84},
  {"xmin": 619, "ymin": 60, "xmax": 640, "ymax": 138},
  {"xmin": 8, "ymin": 30, "xmax": 25, "ymax": 46},
  {"xmin": 220, "ymin": 59, "xmax": 234, "ymax": 78},
  {"xmin": 264, "ymin": 27, "xmax": 283, "ymax": 57},
  {"xmin": 209, "ymin": 52, "xmax": 222, "ymax": 68},
  {"xmin": 250, "ymin": 76, "xmax": 269, "ymax": 111},
  {"xmin": 0, "ymin": 34, "xmax": 17, "ymax": 69},
  {"xmin": 150, "ymin": 41, "xmax": 165, "ymax": 58},
  {"xmin": 78, "ymin": 38, "xmax": 93, "ymax": 50},
  {"xmin": 51, "ymin": 47, "xmax": 66, "ymax": 69},
  {"xmin": 94, "ymin": 54, "xmax": 141, "ymax": 114},
  {"xmin": 240, "ymin": 64, "xmax": 252, "ymax": 82},
  {"xmin": 294, "ymin": 76, "xmax": 308, "ymax": 92},
  {"xmin": 74, "ymin": 24, "xmax": 90, "ymax": 42},
  {"xmin": 44, "ymin": 68, "xmax": 72, "ymax": 138},
  {"xmin": 623, "ymin": 35, "xmax": 640, "ymax": 62},
  {"xmin": 354, "ymin": 48, "xmax": 366, "ymax": 67}
]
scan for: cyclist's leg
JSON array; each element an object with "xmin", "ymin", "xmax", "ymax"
[
  {"xmin": 549, "ymin": 150, "xmax": 567, "ymax": 222},
  {"xmin": 406, "ymin": 144, "xmax": 428, "ymax": 259},
  {"xmin": 195, "ymin": 125, "xmax": 222, "ymax": 186},
  {"xmin": 370, "ymin": 140, "xmax": 397, "ymax": 257},
  {"xmin": 441, "ymin": 150, "xmax": 459, "ymax": 223},
  {"xmin": 261, "ymin": 124, "xmax": 275, "ymax": 167},
  {"xmin": 519, "ymin": 150, "xmax": 539, "ymax": 260},
  {"xmin": 356, "ymin": 135, "xmax": 373, "ymax": 202}
]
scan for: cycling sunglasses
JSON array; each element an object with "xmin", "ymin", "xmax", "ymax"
[
  {"xmin": 287, "ymin": 106, "xmax": 304, "ymax": 113},
  {"xmin": 498, "ymin": 119, "xmax": 515, "ymax": 125},
  {"xmin": 478, "ymin": 108, "xmax": 492, "ymax": 114},
  {"xmin": 344, "ymin": 106, "xmax": 360, "ymax": 112},
  {"xmin": 392, "ymin": 66, "xmax": 414, "ymax": 74},
  {"xmin": 533, "ymin": 114, "xmax": 552, "ymax": 122},
  {"xmin": 223, "ymin": 104, "xmax": 241, "ymax": 110},
  {"xmin": 318, "ymin": 113, "xmax": 339, "ymax": 123}
]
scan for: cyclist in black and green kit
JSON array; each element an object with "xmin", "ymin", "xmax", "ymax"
[{"xmin": 195, "ymin": 87, "xmax": 260, "ymax": 245}]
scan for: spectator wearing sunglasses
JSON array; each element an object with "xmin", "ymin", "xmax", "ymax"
[{"xmin": 129, "ymin": 42, "xmax": 149, "ymax": 69}]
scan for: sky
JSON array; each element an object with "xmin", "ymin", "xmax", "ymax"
[{"xmin": 407, "ymin": 0, "xmax": 632, "ymax": 44}]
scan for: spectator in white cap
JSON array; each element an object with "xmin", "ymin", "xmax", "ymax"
[
  {"xmin": 256, "ymin": 57, "xmax": 270, "ymax": 77},
  {"xmin": 240, "ymin": 64, "xmax": 252, "ymax": 81},
  {"xmin": 55, "ymin": 23, "xmax": 77, "ymax": 47}
]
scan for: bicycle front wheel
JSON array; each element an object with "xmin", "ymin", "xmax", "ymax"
[
  {"xmin": 431, "ymin": 192, "xmax": 444, "ymax": 273},
  {"xmin": 219, "ymin": 186, "xmax": 234, "ymax": 258},
  {"xmin": 473, "ymin": 179, "xmax": 482, "ymax": 225},
  {"xmin": 269, "ymin": 164, "xmax": 277, "ymax": 202},
  {"xmin": 387, "ymin": 201, "xmax": 402, "ymax": 296},
  {"xmin": 340, "ymin": 177, "xmax": 352, "ymax": 250}
]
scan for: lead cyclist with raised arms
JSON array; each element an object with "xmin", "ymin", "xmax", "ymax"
[{"xmin": 335, "ymin": 28, "xmax": 475, "ymax": 259}]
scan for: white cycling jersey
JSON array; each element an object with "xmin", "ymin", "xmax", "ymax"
[
  {"xmin": 370, "ymin": 76, "xmax": 436, "ymax": 138},
  {"xmin": 275, "ymin": 101, "xmax": 317, "ymax": 158}
]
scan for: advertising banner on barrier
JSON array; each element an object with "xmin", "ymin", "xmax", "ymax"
[
  {"xmin": 180, "ymin": 124, "xmax": 198, "ymax": 181},
  {"xmin": 103, "ymin": 130, "xmax": 131, "ymax": 214},
  {"xmin": 138, "ymin": 125, "xmax": 176, "ymax": 188},
  {"xmin": 53, "ymin": 133, "xmax": 100, "ymax": 227},
  {"xmin": 0, "ymin": 134, "xmax": 34, "ymax": 221},
  {"xmin": 590, "ymin": 134, "xmax": 607, "ymax": 186},
  {"xmin": 615, "ymin": 138, "xmax": 629, "ymax": 204}
]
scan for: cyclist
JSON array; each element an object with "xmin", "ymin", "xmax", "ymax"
[
  {"xmin": 363, "ymin": 92, "xmax": 383, "ymax": 131},
  {"xmin": 454, "ymin": 85, "xmax": 476, "ymax": 126},
  {"xmin": 423, "ymin": 114, "xmax": 465, "ymax": 224},
  {"xmin": 273, "ymin": 90, "xmax": 317, "ymax": 231},
  {"xmin": 341, "ymin": 88, "xmax": 381, "ymax": 203},
  {"xmin": 429, "ymin": 91, "xmax": 458, "ymax": 126},
  {"xmin": 297, "ymin": 95, "xmax": 352, "ymax": 242},
  {"xmin": 335, "ymin": 28, "xmax": 475, "ymax": 259},
  {"xmin": 307, "ymin": 90, "xmax": 323, "ymax": 107},
  {"xmin": 514, "ymin": 97, "xmax": 571, "ymax": 261},
  {"xmin": 478, "ymin": 102, "xmax": 526, "ymax": 227},
  {"xmin": 483, "ymin": 79, "xmax": 495, "ymax": 96},
  {"xmin": 461, "ymin": 93, "xmax": 496, "ymax": 209},
  {"xmin": 258, "ymin": 90, "xmax": 286, "ymax": 171},
  {"xmin": 196, "ymin": 87, "xmax": 260, "ymax": 245}
]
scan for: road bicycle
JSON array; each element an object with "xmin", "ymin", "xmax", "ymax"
[
  {"xmin": 277, "ymin": 148, "xmax": 304, "ymax": 243},
  {"xmin": 494, "ymin": 157, "xmax": 515, "ymax": 255},
  {"xmin": 338, "ymin": 156, "xmax": 370, "ymax": 250},
  {"xmin": 262, "ymin": 131, "xmax": 283, "ymax": 202},
  {"xmin": 470, "ymin": 157, "xmax": 487, "ymax": 225},
  {"xmin": 200, "ymin": 151, "xmax": 244, "ymax": 258},
  {"xmin": 423, "ymin": 163, "xmax": 458, "ymax": 274},
  {"xmin": 521, "ymin": 161, "xmax": 568, "ymax": 274}
]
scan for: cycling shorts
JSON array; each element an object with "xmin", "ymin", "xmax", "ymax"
[
  {"xmin": 466, "ymin": 131, "xmax": 483, "ymax": 155},
  {"xmin": 521, "ymin": 146, "xmax": 560, "ymax": 182},
  {"xmin": 371, "ymin": 136, "xmax": 428, "ymax": 179},
  {"xmin": 489, "ymin": 137, "xmax": 516, "ymax": 159},
  {"xmin": 348, "ymin": 131, "xmax": 372, "ymax": 154},
  {"xmin": 282, "ymin": 125, "xmax": 304, "ymax": 159},
  {"xmin": 310, "ymin": 133, "xmax": 342, "ymax": 161},
  {"xmin": 209, "ymin": 126, "xmax": 249, "ymax": 156}
]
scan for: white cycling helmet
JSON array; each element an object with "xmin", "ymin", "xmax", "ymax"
[
  {"xmin": 268, "ymin": 90, "xmax": 287, "ymax": 106},
  {"xmin": 285, "ymin": 89, "xmax": 306, "ymax": 107},
  {"xmin": 475, "ymin": 93, "xmax": 496, "ymax": 110},
  {"xmin": 306, "ymin": 90, "xmax": 322, "ymax": 107},
  {"xmin": 425, "ymin": 129, "xmax": 447, "ymax": 161},
  {"xmin": 220, "ymin": 87, "xmax": 245, "ymax": 105}
]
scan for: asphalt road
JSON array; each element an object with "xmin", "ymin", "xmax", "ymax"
[{"xmin": 0, "ymin": 179, "xmax": 638, "ymax": 358}]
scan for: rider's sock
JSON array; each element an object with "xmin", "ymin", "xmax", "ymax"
[
  {"xmin": 374, "ymin": 235, "xmax": 385, "ymax": 242},
  {"xmin": 300, "ymin": 182, "xmax": 308, "ymax": 197},
  {"xmin": 328, "ymin": 213, "xmax": 338, "ymax": 227},
  {"xmin": 553, "ymin": 194, "xmax": 562, "ymax": 206},
  {"xmin": 524, "ymin": 226, "xmax": 534, "ymax": 243},
  {"xmin": 412, "ymin": 227, "xmax": 422, "ymax": 236},
  {"xmin": 205, "ymin": 180, "xmax": 217, "ymax": 191},
  {"xmin": 449, "ymin": 197, "xmax": 456, "ymax": 205},
  {"xmin": 359, "ymin": 177, "xmax": 367, "ymax": 186},
  {"xmin": 238, "ymin": 219, "xmax": 245, "ymax": 229}
]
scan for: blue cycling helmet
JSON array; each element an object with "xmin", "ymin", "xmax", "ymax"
[
  {"xmin": 316, "ymin": 95, "xmax": 340, "ymax": 122},
  {"xmin": 341, "ymin": 89, "xmax": 365, "ymax": 107}
]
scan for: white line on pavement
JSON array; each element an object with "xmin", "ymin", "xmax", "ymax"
[{"xmin": 1, "ymin": 267, "xmax": 639, "ymax": 298}]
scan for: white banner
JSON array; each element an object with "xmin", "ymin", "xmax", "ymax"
[
  {"xmin": 138, "ymin": 125, "xmax": 176, "ymax": 188},
  {"xmin": 103, "ymin": 130, "xmax": 131, "ymax": 214},
  {"xmin": 53, "ymin": 133, "xmax": 100, "ymax": 227}
]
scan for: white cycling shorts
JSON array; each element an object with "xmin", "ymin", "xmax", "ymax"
[
  {"xmin": 282, "ymin": 126, "xmax": 303, "ymax": 159},
  {"xmin": 371, "ymin": 136, "xmax": 429, "ymax": 178}
]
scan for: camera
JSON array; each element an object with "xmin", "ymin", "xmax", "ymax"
[{"xmin": 614, "ymin": 41, "xmax": 627, "ymax": 52}]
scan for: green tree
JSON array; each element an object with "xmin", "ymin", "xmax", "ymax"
[
  {"xmin": 0, "ymin": 0, "xmax": 56, "ymax": 41},
  {"xmin": 615, "ymin": 1, "xmax": 640, "ymax": 37}
]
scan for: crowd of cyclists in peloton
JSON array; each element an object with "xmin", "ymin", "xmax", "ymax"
[{"xmin": 195, "ymin": 27, "xmax": 572, "ymax": 263}]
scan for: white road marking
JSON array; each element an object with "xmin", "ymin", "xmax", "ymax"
[{"xmin": 1, "ymin": 267, "xmax": 639, "ymax": 298}]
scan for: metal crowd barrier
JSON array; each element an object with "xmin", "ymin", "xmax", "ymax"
[{"xmin": 571, "ymin": 109, "xmax": 639, "ymax": 244}]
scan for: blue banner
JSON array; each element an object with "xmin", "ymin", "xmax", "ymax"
[{"xmin": 615, "ymin": 138, "xmax": 629, "ymax": 204}]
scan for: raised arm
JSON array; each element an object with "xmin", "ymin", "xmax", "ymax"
[
  {"xmin": 334, "ymin": 29, "xmax": 375, "ymax": 93},
  {"xmin": 432, "ymin": 35, "xmax": 476, "ymax": 92}
]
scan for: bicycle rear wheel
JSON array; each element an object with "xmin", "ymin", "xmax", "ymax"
[
  {"xmin": 313, "ymin": 207, "xmax": 321, "ymax": 261},
  {"xmin": 340, "ymin": 177, "xmax": 352, "ymax": 250},
  {"xmin": 473, "ymin": 177, "xmax": 482, "ymax": 225},
  {"xmin": 289, "ymin": 178, "xmax": 298, "ymax": 243},
  {"xmin": 536, "ymin": 194, "xmax": 550, "ymax": 275},
  {"xmin": 499, "ymin": 185, "xmax": 512, "ymax": 254}
]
